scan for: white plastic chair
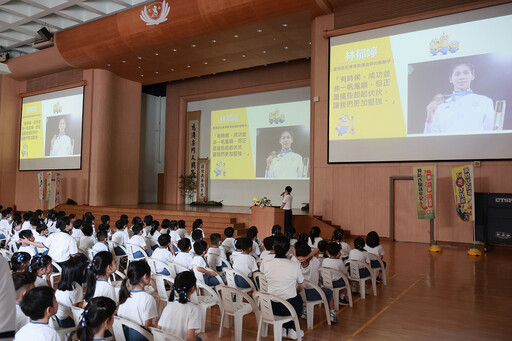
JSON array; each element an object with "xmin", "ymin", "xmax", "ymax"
[
  {"xmin": 368, "ymin": 253, "xmax": 387, "ymax": 285},
  {"xmin": 205, "ymin": 252, "xmax": 232, "ymax": 274},
  {"xmin": 87, "ymin": 248, "xmax": 98, "ymax": 262},
  {"xmin": 49, "ymin": 315, "xmax": 76, "ymax": 341},
  {"xmin": 49, "ymin": 262, "xmax": 63, "ymax": 288},
  {"xmin": 225, "ymin": 269, "xmax": 256, "ymax": 293},
  {"xmin": 113, "ymin": 244, "xmax": 129, "ymax": 268},
  {"xmin": 150, "ymin": 327, "xmax": 184, "ymax": 341},
  {"xmin": 319, "ymin": 266, "xmax": 353, "ymax": 309},
  {"xmin": 70, "ymin": 306, "xmax": 84, "ymax": 325},
  {"xmin": 0, "ymin": 248, "xmax": 13, "ymax": 261},
  {"xmin": 195, "ymin": 280, "xmax": 222, "ymax": 332},
  {"xmin": 216, "ymin": 285, "xmax": 259, "ymax": 341},
  {"xmin": 112, "ymin": 315, "xmax": 153, "ymax": 341},
  {"xmin": 172, "ymin": 261, "xmax": 190, "ymax": 274},
  {"xmin": 125, "ymin": 243, "xmax": 149, "ymax": 262},
  {"xmin": 192, "ymin": 264, "xmax": 224, "ymax": 287},
  {"xmin": 253, "ymin": 272, "xmax": 268, "ymax": 293},
  {"xmin": 147, "ymin": 258, "xmax": 174, "ymax": 277},
  {"xmin": 253, "ymin": 292, "xmax": 302, "ymax": 341},
  {"xmin": 346, "ymin": 260, "xmax": 376, "ymax": 299},
  {"xmin": 303, "ymin": 280, "xmax": 331, "ymax": 329},
  {"xmin": 153, "ymin": 273, "xmax": 174, "ymax": 314}
]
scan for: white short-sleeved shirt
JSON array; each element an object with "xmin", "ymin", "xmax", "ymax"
[
  {"xmin": 21, "ymin": 221, "xmax": 31, "ymax": 231},
  {"xmin": 152, "ymin": 248, "xmax": 175, "ymax": 273},
  {"xmin": 263, "ymin": 258, "xmax": 304, "ymax": 300},
  {"xmin": 70, "ymin": 229, "xmax": 84, "ymax": 239},
  {"xmin": 15, "ymin": 303, "xmax": 30, "ymax": 332},
  {"xmin": 150, "ymin": 231, "xmax": 161, "ymax": 245},
  {"xmin": 259, "ymin": 252, "xmax": 275, "ymax": 272},
  {"xmin": 300, "ymin": 257, "xmax": 321, "ymax": 288},
  {"xmin": 112, "ymin": 230, "xmax": 129, "ymax": 246},
  {"xmin": 129, "ymin": 235, "xmax": 147, "ymax": 249},
  {"xmin": 79, "ymin": 235, "xmax": 96, "ymax": 251},
  {"xmin": 169, "ymin": 230, "xmax": 180, "ymax": 244},
  {"xmin": 34, "ymin": 276, "xmax": 48, "ymax": 287},
  {"xmin": 18, "ymin": 245, "xmax": 36, "ymax": 257},
  {"xmin": 158, "ymin": 301, "xmax": 201, "ymax": 340},
  {"xmin": 118, "ymin": 290, "xmax": 158, "ymax": 327},
  {"xmin": 15, "ymin": 321, "xmax": 60, "ymax": 341},
  {"xmin": 174, "ymin": 252, "xmax": 193, "ymax": 272},
  {"xmin": 93, "ymin": 279, "xmax": 117, "ymax": 303},
  {"xmin": 177, "ymin": 228, "xmax": 188, "ymax": 240},
  {"xmin": 338, "ymin": 241, "xmax": 351, "ymax": 255},
  {"xmin": 34, "ymin": 233, "xmax": 47, "ymax": 254},
  {"xmin": 349, "ymin": 249, "xmax": 371, "ymax": 267},
  {"xmin": 92, "ymin": 242, "xmax": 109, "ymax": 253},
  {"xmin": 55, "ymin": 282, "xmax": 83, "ymax": 320},
  {"xmin": 44, "ymin": 231, "xmax": 79, "ymax": 263},
  {"xmin": 307, "ymin": 237, "xmax": 323, "ymax": 249},
  {"xmin": 282, "ymin": 193, "xmax": 293, "ymax": 210},
  {"xmin": 232, "ymin": 253, "xmax": 258, "ymax": 277},
  {"xmin": 221, "ymin": 237, "xmax": 236, "ymax": 252},
  {"xmin": 191, "ymin": 255, "xmax": 207, "ymax": 269},
  {"xmin": 0, "ymin": 219, "xmax": 10, "ymax": 236},
  {"xmin": 251, "ymin": 240, "xmax": 261, "ymax": 257},
  {"xmin": 322, "ymin": 257, "xmax": 347, "ymax": 281},
  {"xmin": 364, "ymin": 244, "xmax": 385, "ymax": 258},
  {"xmin": 46, "ymin": 221, "xmax": 57, "ymax": 234}
]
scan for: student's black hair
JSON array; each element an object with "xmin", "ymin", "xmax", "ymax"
[
  {"xmin": 191, "ymin": 229, "xmax": 203, "ymax": 242},
  {"xmin": 96, "ymin": 230, "xmax": 108, "ymax": 242},
  {"xmin": 11, "ymin": 212, "xmax": 22, "ymax": 233},
  {"xmin": 100, "ymin": 215, "xmax": 110, "ymax": 224},
  {"xmin": 158, "ymin": 233, "xmax": 171, "ymax": 247},
  {"xmin": 177, "ymin": 238, "xmax": 191, "ymax": 252},
  {"xmin": 132, "ymin": 216, "xmax": 142, "ymax": 225},
  {"xmin": 271, "ymin": 225, "xmax": 282, "ymax": 236},
  {"xmin": 169, "ymin": 220, "xmax": 178, "ymax": 230},
  {"xmin": 284, "ymin": 226, "xmax": 296, "ymax": 240},
  {"xmin": 84, "ymin": 251, "xmax": 114, "ymax": 301},
  {"xmin": 161, "ymin": 219, "xmax": 171, "ymax": 230},
  {"xmin": 209, "ymin": 233, "xmax": 221, "ymax": 245},
  {"xmin": 47, "ymin": 210, "xmax": 57, "ymax": 220},
  {"xmin": 12, "ymin": 271, "xmax": 35, "ymax": 292},
  {"xmin": 36, "ymin": 223, "xmax": 48, "ymax": 234},
  {"xmin": 247, "ymin": 229, "xmax": 257, "ymax": 240},
  {"xmin": 295, "ymin": 243, "xmax": 312, "ymax": 258},
  {"xmin": 224, "ymin": 227, "xmax": 234, "ymax": 238},
  {"xmin": 19, "ymin": 229, "xmax": 33, "ymax": 240},
  {"xmin": 150, "ymin": 220, "xmax": 160, "ymax": 236},
  {"xmin": 309, "ymin": 226, "xmax": 321, "ymax": 245},
  {"xmin": 119, "ymin": 260, "xmax": 151, "ymax": 304},
  {"xmin": 73, "ymin": 219, "xmax": 83, "ymax": 229},
  {"xmin": 56, "ymin": 216, "xmax": 71, "ymax": 231},
  {"xmin": 318, "ymin": 240, "xmax": 328, "ymax": 254},
  {"xmin": 11, "ymin": 252, "xmax": 31, "ymax": 272},
  {"xmin": 177, "ymin": 220, "xmax": 186, "ymax": 229},
  {"xmin": 20, "ymin": 286, "xmax": 55, "ymax": 320},
  {"xmin": 35, "ymin": 209, "xmax": 43, "ymax": 217},
  {"xmin": 273, "ymin": 236, "xmax": 290, "ymax": 258},
  {"xmin": 193, "ymin": 240, "xmax": 208, "ymax": 255},
  {"xmin": 263, "ymin": 236, "xmax": 276, "ymax": 251},
  {"xmin": 30, "ymin": 254, "xmax": 52, "ymax": 276},
  {"xmin": 78, "ymin": 296, "xmax": 117, "ymax": 341},
  {"xmin": 120, "ymin": 214, "xmax": 129, "ymax": 224},
  {"xmin": 327, "ymin": 242, "xmax": 341, "ymax": 257},
  {"xmin": 297, "ymin": 233, "xmax": 308, "ymax": 244},
  {"xmin": 98, "ymin": 223, "xmax": 109, "ymax": 232},
  {"xmin": 332, "ymin": 229, "xmax": 344, "ymax": 242},
  {"xmin": 143, "ymin": 215, "xmax": 153, "ymax": 227},
  {"xmin": 354, "ymin": 237, "xmax": 365, "ymax": 251},
  {"xmin": 69, "ymin": 213, "xmax": 76, "ymax": 220},
  {"xmin": 1, "ymin": 208, "xmax": 9, "ymax": 217},
  {"xmin": 82, "ymin": 223, "xmax": 94, "ymax": 237},
  {"xmin": 29, "ymin": 217, "xmax": 40, "ymax": 227},
  {"xmin": 285, "ymin": 185, "xmax": 292, "ymax": 193},
  {"xmin": 132, "ymin": 223, "xmax": 143, "ymax": 236},
  {"xmin": 248, "ymin": 225, "xmax": 258, "ymax": 235},
  {"xmin": 23, "ymin": 211, "xmax": 33, "ymax": 222},
  {"xmin": 57, "ymin": 211, "xmax": 66, "ymax": 218},
  {"xmin": 83, "ymin": 212, "xmax": 95, "ymax": 221},
  {"xmin": 192, "ymin": 218, "xmax": 203, "ymax": 230},
  {"xmin": 234, "ymin": 238, "xmax": 242, "ymax": 250},
  {"xmin": 57, "ymin": 257, "xmax": 85, "ymax": 291},
  {"xmin": 170, "ymin": 271, "xmax": 196, "ymax": 304},
  {"xmin": 366, "ymin": 231, "xmax": 380, "ymax": 248},
  {"xmin": 115, "ymin": 219, "xmax": 125, "ymax": 230},
  {"xmin": 237, "ymin": 237, "xmax": 253, "ymax": 252}
]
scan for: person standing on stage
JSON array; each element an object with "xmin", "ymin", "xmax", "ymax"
[{"xmin": 281, "ymin": 186, "xmax": 293, "ymax": 229}]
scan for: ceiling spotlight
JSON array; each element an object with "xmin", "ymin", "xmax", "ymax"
[
  {"xmin": 191, "ymin": 44, "xmax": 196, "ymax": 48},
  {"xmin": 187, "ymin": 65, "xmax": 191, "ymax": 68},
  {"xmin": 138, "ymin": 66, "xmax": 141, "ymax": 69},
  {"xmin": 155, "ymin": 71, "xmax": 159, "ymax": 74},
  {"xmin": 257, "ymin": 29, "xmax": 262, "ymax": 33},
  {"xmin": 140, "ymin": 74, "xmax": 144, "ymax": 77},
  {"xmin": 154, "ymin": 52, "xmax": 159, "ymax": 56},
  {"xmin": 122, "ymin": 60, "xmax": 126, "ymax": 63},
  {"xmin": 138, "ymin": 56, "xmax": 142, "ymax": 59},
  {"xmin": 37, "ymin": 27, "xmax": 53, "ymax": 41},
  {"xmin": 233, "ymin": 34, "xmax": 239, "ymax": 38},
  {"xmin": 242, "ymin": 54, "xmax": 246, "ymax": 58},
  {"xmin": 211, "ymin": 39, "xmax": 216, "ymax": 43},
  {"xmin": 282, "ymin": 24, "xmax": 288, "ymax": 27},
  {"xmin": 284, "ymin": 46, "xmax": 289, "ymax": 49},
  {"xmin": 204, "ymin": 62, "xmax": 208, "ymax": 64},
  {"xmin": 308, "ymin": 41, "xmax": 312, "ymax": 45},
  {"xmin": 222, "ymin": 58, "xmax": 226, "ymax": 62},
  {"xmin": 170, "ymin": 68, "xmax": 174, "ymax": 71},
  {"xmin": 106, "ymin": 63, "xmax": 111, "ymax": 67},
  {"xmin": 262, "ymin": 50, "xmax": 266, "ymax": 54},
  {"xmin": 172, "ymin": 49, "xmax": 177, "ymax": 52}
]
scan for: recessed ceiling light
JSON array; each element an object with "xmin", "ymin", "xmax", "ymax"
[
  {"xmin": 138, "ymin": 66, "xmax": 141, "ymax": 69},
  {"xmin": 308, "ymin": 41, "xmax": 312, "ymax": 45},
  {"xmin": 187, "ymin": 65, "xmax": 191, "ymax": 68},
  {"xmin": 170, "ymin": 68, "xmax": 174, "ymax": 71},
  {"xmin": 140, "ymin": 74, "xmax": 144, "ymax": 77},
  {"xmin": 122, "ymin": 60, "xmax": 126, "ymax": 63},
  {"xmin": 233, "ymin": 34, "xmax": 239, "ymax": 38},
  {"xmin": 242, "ymin": 54, "xmax": 246, "ymax": 58},
  {"xmin": 155, "ymin": 71, "xmax": 159, "ymax": 74},
  {"xmin": 211, "ymin": 39, "xmax": 216, "ymax": 43},
  {"xmin": 191, "ymin": 44, "xmax": 196, "ymax": 48},
  {"xmin": 222, "ymin": 58, "xmax": 226, "ymax": 61},
  {"xmin": 106, "ymin": 63, "xmax": 111, "ymax": 67},
  {"xmin": 282, "ymin": 24, "xmax": 288, "ymax": 27},
  {"xmin": 154, "ymin": 52, "xmax": 159, "ymax": 56},
  {"xmin": 262, "ymin": 50, "xmax": 266, "ymax": 54},
  {"xmin": 257, "ymin": 29, "xmax": 262, "ymax": 33},
  {"xmin": 172, "ymin": 49, "xmax": 177, "ymax": 52},
  {"xmin": 284, "ymin": 46, "xmax": 289, "ymax": 50},
  {"xmin": 138, "ymin": 57, "xmax": 142, "ymax": 59},
  {"xmin": 204, "ymin": 62, "xmax": 208, "ymax": 64}
]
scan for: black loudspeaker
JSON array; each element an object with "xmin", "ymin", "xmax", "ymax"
[
  {"xmin": 66, "ymin": 198, "xmax": 78, "ymax": 205},
  {"xmin": 37, "ymin": 27, "xmax": 53, "ymax": 41}
]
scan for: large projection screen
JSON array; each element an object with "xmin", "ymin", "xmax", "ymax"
[
  {"xmin": 19, "ymin": 86, "xmax": 84, "ymax": 171},
  {"xmin": 328, "ymin": 3, "xmax": 512, "ymax": 163}
]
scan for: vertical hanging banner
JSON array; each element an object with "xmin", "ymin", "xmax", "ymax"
[
  {"xmin": 197, "ymin": 158, "xmax": 209, "ymax": 202},
  {"xmin": 55, "ymin": 173, "xmax": 61, "ymax": 204},
  {"xmin": 186, "ymin": 111, "xmax": 201, "ymax": 176},
  {"xmin": 413, "ymin": 166, "xmax": 436, "ymax": 219},
  {"xmin": 37, "ymin": 172, "xmax": 44, "ymax": 201},
  {"xmin": 45, "ymin": 171, "xmax": 52, "ymax": 201},
  {"xmin": 451, "ymin": 165, "xmax": 474, "ymax": 222}
]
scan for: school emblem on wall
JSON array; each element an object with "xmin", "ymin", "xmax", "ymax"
[{"xmin": 140, "ymin": 0, "xmax": 170, "ymax": 26}]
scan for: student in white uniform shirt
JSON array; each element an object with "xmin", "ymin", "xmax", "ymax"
[
  {"xmin": 166, "ymin": 220, "xmax": 180, "ymax": 254},
  {"xmin": 207, "ymin": 233, "xmax": 228, "ymax": 272},
  {"xmin": 259, "ymin": 236, "xmax": 276, "ymax": 272},
  {"xmin": 20, "ymin": 212, "xmax": 33, "ymax": 231},
  {"xmin": 77, "ymin": 296, "xmax": 116, "ymax": 341},
  {"xmin": 15, "ymin": 286, "xmax": 60, "ymax": 341},
  {"xmin": 118, "ymin": 261, "xmax": 158, "ymax": 338},
  {"xmin": 129, "ymin": 224, "xmax": 152, "ymax": 258},
  {"xmin": 349, "ymin": 237, "xmax": 371, "ymax": 279},
  {"xmin": 44, "ymin": 211, "xmax": 58, "ymax": 235},
  {"xmin": 192, "ymin": 218, "xmax": 206, "ymax": 238},
  {"xmin": 84, "ymin": 252, "xmax": 118, "ymax": 304},
  {"xmin": 55, "ymin": 258, "xmax": 85, "ymax": 328},
  {"xmin": 17, "ymin": 231, "xmax": 37, "ymax": 257},
  {"xmin": 12, "ymin": 272, "xmax": 35, "ymax": 333},
  {"xmin": 157, "ymin": 271, "xmax": 208, "ymax": 341},
  {"xmin": 28, "ymin": 255, "xmax": 52, "ymax": 287},
  {"xmin": 79, "ymin": 223, "xmax": 97, "ymax": 250},
  {"xmin": 112, "ymin": 219, "xmax": 129, "ymax": 256},
  {"xmin": 0, "ymin": 257, "xmax": 16, "ymax": 341},
  {"xmin": 191, "ymin": 241, "xmax": 224, "ymax": 287},
  {"xmin": 92, "ymin": 230, "xmax": 110, "ymax": 253},
  {"xmin": 332, "ymin": 229, "xmax": 351, "ymax": 259},
  {"xmin": 364, "ymin": 231, "xmax": 386, "ymax": 282},
  {"xmin": 11, "ymin": 252, "xmax": 31, "ymax": 273},
  {"xmin": 221, "ymin": 227, "xmax": 236, "ymax": 258},
  {"xmin": 262, "ymin": 236, "xmax": 305, "ymax": 340},
  {"xmin": 232, "ymin": 238, "xmax": 258, "ymax": 288},
  {"xmin": 322, "ymin": 242, "xmax": 350, "ymax": 305},
  {"xmin": 151, "ymin": 234, "xmax": 175, "ymax": 275},
  {"xmin": 247, "ymin": 229, "xmax": 262, "ymax": 258},
  {"xmin": 0, "ymin": 209, "xmax": 12, "ymax": 241},
  {"xmin": 148, "ymin": 221, "xmax": 162, "ymax": 251},
  {"xmin": 34, "ymin": 224, "xmax": 49, "ymax": 255},
  {"xmin": 280, "ymin": 186, "xmax": 294, "ymax": 229},
  {"xmin": 177, "ymin": 220, "xmax": 189, "ymax": 240},
  {"xmin": 70, "ymin": 219, "xmax": 84, "ymax": 241},
  {"xmin": 174, "ymin": 238, "xmax": 193, "ymax": 273},
  {"xmin": 308, "ymin": 226, "xmax": 323, "ymax": 249}
]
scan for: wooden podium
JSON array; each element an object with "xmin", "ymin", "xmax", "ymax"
[{"xmin": 251, "ymin": 206, "xmax": 284, "ymax": 237}]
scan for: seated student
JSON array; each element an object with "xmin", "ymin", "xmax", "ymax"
[
  {"xmin": 16, "ymin": 286, "xmax": 60, "ymax": 341},
  {"xmin": 247, "ymin": 225, "xmax": 262, "ymax": 249},
  {"xmin": 70, "ymin": 219, "xmax": 84, "ymax": 241},
  {"xmin": 100, "ymin": 215, "xmax": 110, "ymax": 228},
  {"xmin": 190, "ymin": 229, "xmax": 203, "ymax": 254},
  {"xmin": 364, "ymin": 231, "xmax": 386, "ymax": 267},
  {"xmin": 118, "ymin": 261, "xmax": 158, "ymax": 338},
  {"xmin": 34, "ymin": 223, "xmax": 48, "ymax": 255},
  {"xmin": 130, "ymin": 216, "xmax": 142, "ymax": 235},
  {"xmin": 247, "ymin": 229, "xmax": 262, "ymax": 258},
  {"xmin": 18, "ymin": 230, "xmax": 37, "ymax": 257},
  {"xmin": 177, "ymin": 220, "xmax": 188, "ymax": 240},
  {"xmin": 9, "ymin": 213, "xmax": 22, "ymax": 249},
  {"xmin": 192, "ymin": 218, "xmax": 206, "ymax": 238},
  {"xmin": 232, "ymin": 237, "xmax": 258, "ymax": 288},
  {"xmin": 230, "ymin": 238, "xmax": 243, "ymax": 262},
  {"xmin": 11, "ymin": 252, "xmax": 31, "ymax": 273},
  {"xmin": 45, "ymin": 211, "xmax": 58, "ymax": 234},
  {"xmin": 129, "ymin": 223, "xmax": 152, "ymax": 258},
  {"xmin": 261, "ymin": 236, "xmax": 276, "ymax": 262},
  {"xmin": 166, "ymin": 220, "xmax": 180, "ymax": 254},
  {"xmin": 333, "ymin": 229, "xmax": 351, "ymax": 259},
  {"xmin": 92, "ymin": 230, "xmax": 110, "ymax": 253},
  {"xmin": 55, "ymin": 258, "xmax": 85, "ymax": 328},
  {"xmin": 79, "ymin": 221, "xmax": 96, "ymax": 251},
  {"xmin": 285, "ymin": 226, "xmax": 297, "ymax": 248},
  {"xmin": 149, "ymin": 221, "xmax": 162, "ymax": 251},
  {"xmin": 85, "ymin": 251, "xmax": 118, "ymax": 303},
  {"xmin": 272, "ymin": 224, "xmax": 282, "ymax": 236},
  {"xmin": 152, "ymin": 234, "xmax": 175, "ymax": 275},
  {"xmin": 112, "ymin": 219, "xmax": 129, "ymax": 255},
  {"xmin": 221, "ymin": 227, "xmax": 236, "ymax": 257},
  {"xmin": 157, "ymin": 271, "xmax": 208, "ymax": 341},
  {"xmin": 295, "ymin": 243, "xmax": 338, "ymax": 323},
  {"xmin": 143, "ymin": 215, "xmax": 153, "ymax": 237},
  {"xmin": 262, "ymin": 236, "xmax": 305, "ymax": 340},
  {"xmin": 308, "ymin": 226, "xmax": 323, "ymax": 249},
  {"xmin": 207, "ymin": 233, "xmax": 227, "ymax": 272},
  {"xmin": 349, "ymin": 237, "xmax": 371, "ymax": 293},
  {"xmin": 28, "ymin": 217, "xmax": 40, "ymax": 235},
  {"xmin": 192, "ymin": 240, "xmax": 224, "ymax": 286},
  {"xmin": 13, "ymin": 272, "xmax": 35, "ymax": 332},
  {"xmin": 0, "ymin": 208, "xmax": 11, "ymax": 240},
  {"xmin": 29, "ymin": 255, "xmax": 53, "ymax": 287},
  {"xmin": 174, "ymin": 238, "xmax": 193, "ymax": 273},
  {"xmin": 317, "ymin": 240, "xmax": 329, "ymax": 266},
  {"xmin": 77, "ymin": 296, "xmax": 116, "ymax": 341},
  {"xmin": 323, "ymin": 242, "xmax": 350, "ymax": 305},
  {"xmin": 21, "ymin": 212, "xmax": 33, "ymax": 231}
]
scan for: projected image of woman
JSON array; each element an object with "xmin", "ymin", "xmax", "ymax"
[
  {"xmin": 265, "ymin": 130, "xmax": 303, "ymax": 178},
  {"xmin": 424, "ymin": 62, "xmax": 494, "ymax": 134},
  {"xmin": 50, "ymin": 118, "xmax": 72, "ymax": 156}
]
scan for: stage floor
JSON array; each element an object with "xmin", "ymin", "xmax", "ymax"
[{"xmin": 115, "ymin": 203, "xmax": 309, "ymax": 215}]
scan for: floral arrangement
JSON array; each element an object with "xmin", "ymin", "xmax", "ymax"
[{"xmin": 252, "ymin": 196, "xmax": 272, "ymax": 207}]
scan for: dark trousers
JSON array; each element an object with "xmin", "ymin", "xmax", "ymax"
[
  {"xmin": 271, "ymin": 294, "xmax": 303, "ymax": 330},
  {"xmin": 284, "ymin": 209, "xmax": 293, "ymax": 229}
]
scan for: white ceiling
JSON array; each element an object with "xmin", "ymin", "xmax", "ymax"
[{"xmin": 0, "ymin": 0, "xmax": 150, "ymax": 55}]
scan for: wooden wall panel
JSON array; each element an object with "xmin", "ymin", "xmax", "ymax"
[{"xmin": 394, "ymin": 179, "xmax": 431, "ymax": 243}]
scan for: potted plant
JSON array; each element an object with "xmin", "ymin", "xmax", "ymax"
[{"xmin": 178, "ymin": 173, "xmax": 197, "ymax": 204}]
